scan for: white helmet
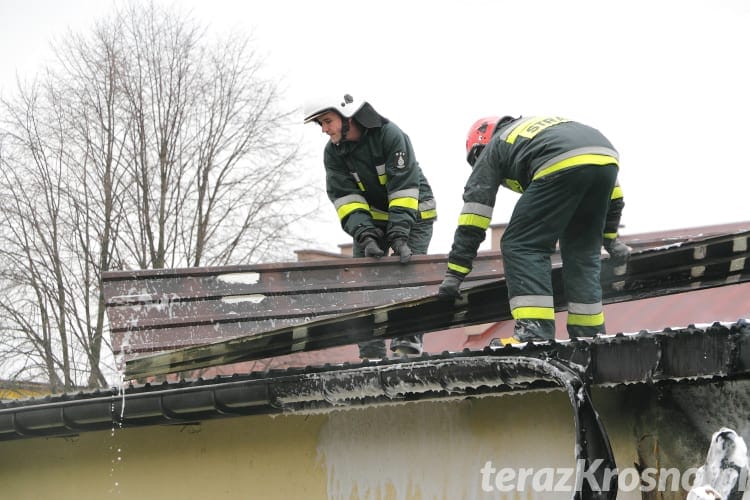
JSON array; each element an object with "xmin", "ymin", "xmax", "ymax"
[{"xmin": 303, "ymin": 93, "xmax": 367, "ymax": 124}]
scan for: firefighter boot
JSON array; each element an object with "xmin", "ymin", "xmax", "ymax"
[
  {"xmin": 514, "ymin": 319, "xmax": 555, "ymax": 341},
  {"xmin": 358, "ymin": 339, "xmax": 387, "ymax": 361},
  {"xmin": 489, "ymin": 319, "xmax": 555, "ymax": 347},
  {"xmin": 391, "ymin": 334, "xmax": 424, "ymax": 357},
  {"xmin": 568, "ymin": 324, "xmax": 607, "ymax": 339}
]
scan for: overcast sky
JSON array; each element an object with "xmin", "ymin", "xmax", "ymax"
[{"xmin": 2, "ymin": 0, "xmax": 749, "ymax": 256}]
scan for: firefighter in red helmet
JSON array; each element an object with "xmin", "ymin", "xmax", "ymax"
[{"xmin": 439, "ymin": 115, "xmax": 630, "ymax": 343}]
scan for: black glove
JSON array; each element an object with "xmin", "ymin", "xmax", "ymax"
[
  {"xmin": 358, "ymin": 228, "xmax": 385, "ymax": 258},
  {"xmin": 603, "ymin": 238, "xmax": 631, "ymax": 265},
  {"xmin": 438, "ymin": 271, "xmax": 464, "ymax": 299},
  {"xmin": 390, "ymin": 238, "xmax": 413, "ymax": 264},
  {"xmin": 362, "ymin": 237, "xmax": 384, "ymax": 258}
]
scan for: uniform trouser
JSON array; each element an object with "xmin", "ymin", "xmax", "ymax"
[
  {"xmin": 501, "ymin": 164, "xmax": 618, "ymax": 340},
  {"xmin": 353, "ymin": 219, "xmax": 434, "ymax": 358}
]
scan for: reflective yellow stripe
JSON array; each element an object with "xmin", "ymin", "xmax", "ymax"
[
  {"xmin": 458, "ymin": 213, "xmax": 491, "ymax": 230},
  {"xmin": 337, "ymin": 202, "xmax": 370, "ymax": 220},
  {"xmin": 532, "ymin": 154, "xmax": 618, "ymax": 181},
  {"xmin": 378, "ymin": 174, "xmax": 387, "ymax": 185},
  {"xmin": 611, "ymin": 186, "xmax": 623, "ymax": 199},
  {"xmin": 511, "ymin": 306, "xmax": 555, "ymax": 320},
  {"xmin": 504, "ymin": 179, "xmax": 524, "ymax": 193},
  {"xmin": 505, "ymin": 118, "xmax": 537, "ymax": 144},
  {"xmin": 567, "ymin": 312, "xmax": 605, "ymax": 327},
  {"xmin": 506, "ymin": 116, "xmax": 570, "ymax": 144},
  {"xmin": 448, "ymin": 262, "xmax": 470, "ymax": 275},
  {"xmin": 603, "ymin": 232, "xmax": 618, "ymax": 239},
  {"xmin": 357, "ymin": 182, "xmax": 365, "ymax": 191},
  {"xmin": 339, "ymin": 198, "xmax": 434, "ymax": 222},
  {"xmin": 389, "ymin": 197, "xmax": 419, "ymax": 210}
]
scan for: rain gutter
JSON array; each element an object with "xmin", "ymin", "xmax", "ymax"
[{"xmin": 1, "ymin": 321, "xmax": 749, "ymax": 444}]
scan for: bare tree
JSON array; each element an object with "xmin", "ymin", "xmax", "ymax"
[
  {"xmin": 0, "ymin": 2, "xmax": 318, "ymax": 389},
  {"xmin": 0, "ymin": 81, "xmax": 77, "ymax": 390},
  {"xmin": 110, "ymin": 4, "xmax": 311, "ymax": 269}
]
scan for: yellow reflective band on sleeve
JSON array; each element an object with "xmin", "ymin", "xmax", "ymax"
[
  {"xmin": 504, "ymin": 179, "xmax": 524, "ymax": 193},
  {"xmin": 447, "ymin": 262, "xmax": 470, "ymax": 275},
  {"xmin": 567, "ymin": 312, "xmax": 605, "ymax": 327},
  {"xmin": 337, "ymin": 202, "xmax": 370, "ymax": 220},
  {"xmin": 458, "ymin": 213, "xmax": 491, "ymax": 230},
  {"xmin": 389, "ymin": 197, "xmax": 419, "ymax": 210},
  {"xmin": 420, "ymin": 209, "xmax": 437, "ymax": 220},
  {"xmin": 511, "ymin": 306, "xmax": 555, "ymax": 320},
  {"xmin": 603, "ymin": 232, "xmax": 618, "ymax": 239},
  {"xmin": 532, "ymin": 154, "xmax": 618, "ymax": 181},
  {"xmin": 611, "ymin": 186, "xmax": 623, "ymax": 199},
  {"xmin": 378, "ymin": 174, "xmax": 387, "ymax": 185},
  {"xmin": 370, "ymin": 207, "xmax": 389, "ymax": 221}
]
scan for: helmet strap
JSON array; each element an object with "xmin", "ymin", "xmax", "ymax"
[
  {"xmin": 341, "ymin": 116, "xmax": 350, "ymax": 141},
  {"xmin": 467, "ymin": 144, "xmax": 485, "ymax": 167}
]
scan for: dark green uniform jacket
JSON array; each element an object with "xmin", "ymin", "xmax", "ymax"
[
  {"xmin": 448, "ymin": 116, "xmax": 624, "ymax": 276},
  {"xmin": 324, "ymin": 121, "xmax": 437, "ymax": 242}
]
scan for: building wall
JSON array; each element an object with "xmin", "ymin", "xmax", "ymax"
[{"xmin": 0, "ymin": 387, "xmax": 704, "ymax": 500}]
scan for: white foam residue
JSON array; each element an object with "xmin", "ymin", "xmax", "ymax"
[
  {"xmin": 648, "ymin": 241, "xmax": 685, "ymax": 252},
  {"xmin": 383, "ymin": 379, "xmax": 444, "ymax": 398},
  {"xmin": 326, "ymin": 379, "xmax": 388, "ymax": 402},
  {"xmin": 112, "ymin": 294, "xmax": 153, "ymax": 302},
  {"xmin": 317, "ymin": 403, "xmax": 484, "ymax": 500},
  {"xmin": 148, "ymin": 292, "xmax": 180, "ymax": 318},
  {"xmin": 216, "ymin": 272, "xmax": 260, "ymax": 285},
  {"xmin": 221, "ymin": 294, "xmax": 265, "ymax": 304},
  {"xmin": 686, "ymin": 485, "xmax": 722, "ymax": 499},
  {"xmin": 690, "ymin": 427, "xmax": 750, "ymax": 499}
]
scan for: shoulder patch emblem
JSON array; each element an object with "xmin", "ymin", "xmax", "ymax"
[{"xmin": 395, "ymin": 151, "xmax": 407, "ymax": 169}]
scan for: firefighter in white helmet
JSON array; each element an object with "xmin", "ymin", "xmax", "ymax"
[{"xmin": 304, "ymin": 93, "xmax": 437, "ymax": 359}]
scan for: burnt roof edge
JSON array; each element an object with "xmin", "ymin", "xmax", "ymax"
[{"xmin": 1, "ymin": 320, "xmax": 748, "ymax": 442}]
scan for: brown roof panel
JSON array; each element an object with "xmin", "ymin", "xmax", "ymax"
[{"xmin": 122, "ymin": 228, "xmax": 750, "ymax": 378}]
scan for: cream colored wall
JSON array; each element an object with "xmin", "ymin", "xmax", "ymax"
[
  {"xmin": 0, "ymin": 390, "xmax": 653, "ymax": 500},
  {"xmin": 0, "ymin": 412, "xmax": 329, "ymax": 500}
]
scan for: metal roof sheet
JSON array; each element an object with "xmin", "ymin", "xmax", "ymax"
[{"xmin": 1, "ymin": 320, "xmax": 749, "ymax": 442}]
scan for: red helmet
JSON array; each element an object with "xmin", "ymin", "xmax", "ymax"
[
  {"xmin": 465, "ymin": 115, "xmax": 518, "ymax": 166},
  {"xmin": 465, "ymin": 116, "xmax": 500, "ymax": 166}
]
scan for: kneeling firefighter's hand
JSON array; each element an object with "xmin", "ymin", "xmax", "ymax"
[
  {"xmin": 438, "ymin": 271, "xmax": 465, "ymax": 299},
  {"xmin": 390, "ymin": 238, "xmax": 413, "ymax": 264},
  {"xmin": 357, "ymin": 228, "xmax": 386, "ymax": 258},
  {"xmin": 363, "ymin": 237, "xmax": 384, "ymax": 258}
]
